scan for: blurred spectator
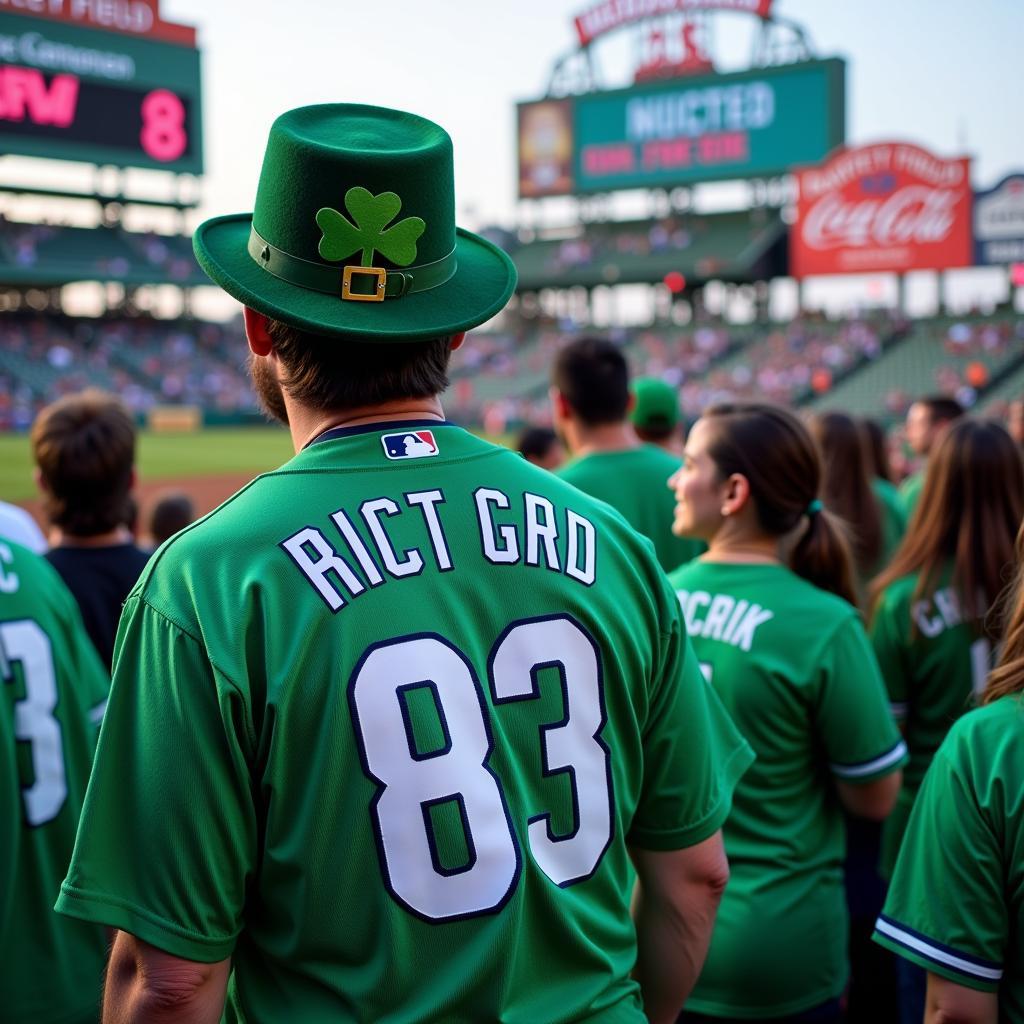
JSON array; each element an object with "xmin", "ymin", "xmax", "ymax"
[
  {"xmin": 630, "ymin": 376, "xmax": 683, "ymax": 455},
  {"xmin": 0, "ymin": 500, "xmax": 46, "ymax": 553},
  {"xmin": 1008, "ymin": 399, "xmax": 1024, "ymax": 448},
  {"xmin": 900, "ymin": 396, "xmax": 965, "ymax": 518},
  {"xmin": 32, "ymin": 390, "xmax": 150, "ymax": 668},
  {"xmin": 148, "ymin": 491, "xmax": 197, "ymax": 547},
  {"xmin": 515, "ymin": 426, "xmax": 565, "ymax": 471}
]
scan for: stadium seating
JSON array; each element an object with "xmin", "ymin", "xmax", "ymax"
[{"xmin": 808, "ymin": 314, "xmax": 1024, "ymax": 424}]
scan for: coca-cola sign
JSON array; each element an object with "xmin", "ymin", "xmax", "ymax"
[{"xmin": 791, "ymin": 143, "xmax": 972, "ymax": 277}]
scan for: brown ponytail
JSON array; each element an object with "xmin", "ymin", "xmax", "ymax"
[
  {"xmin": 702, "ymin": 403, "xmax": 859, "ymax": 607},
  {"xmin": 983, "ymin": 519, "xmax": 1024, "ymax": 704},
  {"xmin": 792, "ymin": 506, "xmax": 859, "ymax": 609},
  {"xmin": 810, "ymin": 411, "xmax": 883, "ymax": 574}
]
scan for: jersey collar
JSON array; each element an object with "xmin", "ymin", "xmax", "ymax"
[{"xmin": 303, "ymin": 419, "xmax": 457, "ymax": 450}]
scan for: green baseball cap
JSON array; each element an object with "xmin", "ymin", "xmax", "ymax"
[
  {"xmin": 193, "ymin": 104, "xmax": 517, "ymax": 341},
  {"xmin": 630, "ymin": 377, "xmax": 680, "ymax": 431}
]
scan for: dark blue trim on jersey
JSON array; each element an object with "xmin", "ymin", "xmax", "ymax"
[
  {"xmin": 398, "ymin": 679, "xmax": 453, "ymax": 761},
  {"xmin": 876, "ymin": 914, "xmax": 1003, "ymax": 972},
  {"xmin": 422, "ymin": 793, "xmax": 478, "ymax": 876},
  {"xmin": 304, "ymin": 420, "xmax": 456, "ymax": 449}
]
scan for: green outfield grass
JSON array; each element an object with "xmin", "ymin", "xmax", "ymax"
[{"xmin": 0, "ymin": 426, "xmax": 295, "ymax": 502}]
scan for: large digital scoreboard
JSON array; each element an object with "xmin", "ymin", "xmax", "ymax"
[
  {"xmin": 0, "ymin": 2, "xmax": 202, "ymax": 173},
  {"xmin": 518, "ymin": 58, "xmax": 844, "ymax": 197}
]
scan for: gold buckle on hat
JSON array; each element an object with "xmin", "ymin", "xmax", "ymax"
[{"xmin": 342, "ymin": 265, "xmax": 387, "ymax": 302}]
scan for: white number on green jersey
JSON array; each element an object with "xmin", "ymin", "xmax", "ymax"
[
  {"xmin": 1, "ymin": 619, "xmax": 66, "ymax": 825},
  {"xmin": 491, "ymin": 616, "xmax": 611, "ymax": 887},
  {"xmin": 349, "ymin": 615, "xmax": 612, "ymax": 922}
]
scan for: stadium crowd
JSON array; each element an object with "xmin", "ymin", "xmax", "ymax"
[{"xmin": 3, "ymin": 99, "xmax": 1024, "ymax": 1024}]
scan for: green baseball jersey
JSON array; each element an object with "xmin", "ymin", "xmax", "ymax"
[
  {"xmin": 874, "ymin": 695, "xmax": 1024, "ymax": 1018},
  {"xmin": 668, "ymin": 559, "xmax": 907, "ymax": 1018},
  {"xmin": 898, "ymin": 468, "xmax": 925, "ymax": 519},
  {"xmin": 557, "ymin": 445, "xmax": 704, "ymax": 573},
  {"xmin": 0, "ymin": 540, "xmax": 110, "ymax": 1024},
  {"xmin": 56, "ymin": 422, "xmax": 753, "ymax": 1024},
  {"xmin": 869, "ymin": 561, "xmax": 987, "ymax": 876}
]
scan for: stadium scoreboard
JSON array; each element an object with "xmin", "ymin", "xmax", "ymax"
[
  {"xmin": 0, "ymin": 4, "xmax": 202, "ymax": 174},
  {"xmin": 518, "ymin": 58, "xmax": 845, "ymax": 197}
]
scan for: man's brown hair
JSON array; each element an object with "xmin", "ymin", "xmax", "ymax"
[
  {"xmin": 31, "ymin": 389, "xmax": 136, "ymax": 537},
  {"xmin": 266, "ymin": 319, "xmax": 453, "ymax": 411}
]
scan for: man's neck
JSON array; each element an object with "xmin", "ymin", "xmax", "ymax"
[
  {"xmin": 287, "ymin": 396, "xmax": 447, "ymax": 453},
  {"xmin": 565, "ymin": 421, "xmax": 641, "ymax": 460}
]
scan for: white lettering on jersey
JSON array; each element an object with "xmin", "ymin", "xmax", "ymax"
[
  {"xmin": 565, "ymin": 510, "xmax": 596, "ymax": 585},
  {"xmin": 280, "ymin": 527, "xmax": 365, "ymax": 611},
  {"xmin": 360, "ymin": 498, "xmax": 425, "ymax": 578},
  {"xmin": 524, "ymin": 493, "xmax": 560, "ymax": 572},
  {"xmin": 912, "ymin": 587, "xmax": 965, "ymax": 638},
  {"xmin": 0, "ymin": 542, "xmax": 19, "ymax": 594},
  {"xmin": 676, "ymin": 589, "xmax": 774, "ymax": 652},
  {"xmin": 475, "ymin": 488, "xmax": 520, "ymax": 565},
  {"xmin": 283, "ymin": 491, "xmax": 599, "ymax": 609},
  {"xmin": 405, "ymin": 490, "xmax": 453, "ymax": 572}
]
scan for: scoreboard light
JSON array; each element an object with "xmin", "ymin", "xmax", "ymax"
[{"xmin": 663, "ymin": 270, "xmax": 686, "ymax": 293}]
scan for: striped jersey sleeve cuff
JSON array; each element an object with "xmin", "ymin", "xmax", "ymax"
[
  {"xmin": 831, "ymin": 739, "xmax": 907, "ymax": 780},
  {"xmin": 873, "ymin": 915, "xmax": 1002, "ymax": 986}
]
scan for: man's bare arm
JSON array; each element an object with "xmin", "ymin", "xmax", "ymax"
[
  {"xmin": 630, "ymin": 830, "xmax": 730, "ymax": 1024},
  {"xmin": 103, "ymin": 930, "xmax": 231, "ymax": 1024},
  {"xmin": 926, "ymin": 972, "xmax": 998, "ymax": 1024}
]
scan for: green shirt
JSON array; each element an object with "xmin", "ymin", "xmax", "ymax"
[
  {"xmin": 874, "ymin": 695, "xmax": 1024, "ymax": 1019},
  {"xmin": 898, "ymin": 469, "xmax": 925, "ymax": 520},
  {"xmin": 56, "ymin": 423, "xmax": 752, "ymax": 1024},
  {"xmin": 0, "ymin": 540, "xmax": 110, "ymax": 1024},
  {"xmin": 870, "ymin": 562, "xmax": 987, "ymax": 875},
  {"xmin": 668, "ymin": 560, "xmax": 907, "ymax": 1019},
  {"xmin": 558, "ymin": 445, "xmax": 703, "ymax": 573}
]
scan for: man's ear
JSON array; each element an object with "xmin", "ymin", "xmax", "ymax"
[
  {"xmin": 243, "ymin": 307, "xmax": 274, "ymax": 357},
  {"xmin": 550, "ymin": 387, "xmax": 572, "ymax": 421},
  {"xmin": 450, "ymin": 332, "xmax": 467, "ymax": 352}
]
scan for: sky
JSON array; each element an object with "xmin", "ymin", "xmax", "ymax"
[{"xmin": 152, "ymin": 0, "xmax": 1020, "ymax": 230}]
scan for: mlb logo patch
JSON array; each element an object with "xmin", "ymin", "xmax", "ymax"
[{"xmin": 381, "ymin": 430, "xmax": 439, "ymax": 460}]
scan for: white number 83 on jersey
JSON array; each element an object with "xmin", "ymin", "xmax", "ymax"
[{"xmin": 348, "ymin": 615, "xmax": 613, "ymax": 922}]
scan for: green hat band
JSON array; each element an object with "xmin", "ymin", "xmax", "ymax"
[{"xmin": 248, "ymin": 225, "xmax": 457, "ymax": 302}]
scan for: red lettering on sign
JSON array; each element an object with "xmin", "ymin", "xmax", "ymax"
[
  {"xmin": 582, "ymin": 144, "xmax": 636, "ymax": 176},
  {"xmin": 0, "ymin": 67, "xmax": 79, "ymax": 127},
  {"xmin": 697, "ymin": 131, "xmax": 748, "ymax": 164},
  {"xmin": 643, "ymin": 139, "xmax": 694, "ymax": 169}
]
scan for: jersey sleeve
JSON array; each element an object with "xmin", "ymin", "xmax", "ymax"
[
  {"xmin": 873, "ymin": 737, "xmax": 1006, "ymax": 991},
  {"xmin": 869, "ymin": 588, "xmax": 911, "ymax": 723},
  {"xmin": 628, "ymin": 596, "xmax": 754, "ymax": 851},
  {"xmin": 817, "ymin": 615, "xmax": 907, "ymax": 783},
  {"xmin": 55, "ymin": 595, "xmax": 257, "ymax": 963}
]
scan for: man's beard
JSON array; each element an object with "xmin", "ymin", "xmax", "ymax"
[{"xmin": 249, "ymin": 353, "xmax": 289, "ymax": 425}]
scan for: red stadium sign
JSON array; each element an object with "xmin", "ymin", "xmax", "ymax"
[
  {"xmin": 574, "ymin": 0, "xmax": 773, "ymax": 47},
  {"xmin": 0, "ymin": 0, "xmax": 196, "ymax": 46},
  {"xmin": 791, "ymin": 142, "xmax": 972, "ymax": 277}
]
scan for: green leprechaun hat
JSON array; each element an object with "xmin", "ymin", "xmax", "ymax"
[{"xmin": 193, "ymin": 104, "xmax": 517, "ymax": 341}]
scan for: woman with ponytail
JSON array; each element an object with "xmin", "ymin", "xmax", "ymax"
[
  {"xmin": 811, "ymin": 411, "xmax": 905, "ymax": 596},
  {"xmin": 668, "ymin": 403, "xmax": 906, "ymax": 1023},
  {"xmin": 875, "ymin": 518, "xmax": 1024, "ymax": 1024},
  {"xmin": 869, "ymin": 419, "xmax": 1023, "ymax": 875}
]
